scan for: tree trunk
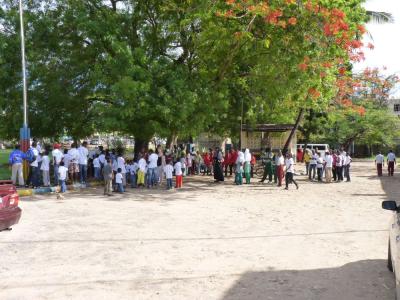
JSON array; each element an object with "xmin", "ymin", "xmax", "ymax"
[
  {"xmin": 134, "ymin": 138, "xmax": 149, "ymax": 159},
  {"xmin": 166, "ymin": 134, "xmax": 178, "ymax": 151},
  {"xmin": 283, "ymin": 108, "xmax": 304, "ymax": 155}
]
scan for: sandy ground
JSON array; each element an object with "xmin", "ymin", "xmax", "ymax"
[{"xmin": 0, "ymin": 161, "xmax": 396, "ymax": 300}]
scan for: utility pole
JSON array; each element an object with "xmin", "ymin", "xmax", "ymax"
[{"xmin": 19, "ymin": 0, "xmax": 31, "ymax": 180}]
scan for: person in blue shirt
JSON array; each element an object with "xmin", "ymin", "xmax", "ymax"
[{"xmin": 8, "ymin": 144, "xmax": 25, "ymax": 186}]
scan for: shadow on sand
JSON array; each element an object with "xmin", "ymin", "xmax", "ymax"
[{"xmin": 221, "ymin": 260, "xmax": 394, "ymax": 300}]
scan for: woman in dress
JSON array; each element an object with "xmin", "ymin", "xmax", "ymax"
[{"xmin": 213, "ymin": 147, "xmax": 224, "ymax": 182}]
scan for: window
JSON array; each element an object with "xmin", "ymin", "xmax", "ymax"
[{"xmin": 394, "ymin": 104, "xmax": 400, "ymax": 112}]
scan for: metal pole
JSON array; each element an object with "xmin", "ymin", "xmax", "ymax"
[
  {"xmin": 19, "ymin": 0, "xmax": 31, "ymax": 182},
  {"xmin": 19, "ymin": 0, "xmax": 28, "ymax": 127}
]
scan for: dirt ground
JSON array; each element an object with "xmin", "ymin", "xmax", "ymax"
[{"xmin": 0, "ymin": 161, "xmax": 396, "ymax": 300}]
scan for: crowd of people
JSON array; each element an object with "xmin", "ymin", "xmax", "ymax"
[{"xmin": 6, "ymin": 140, "xmax": 398, "ymax": 195}]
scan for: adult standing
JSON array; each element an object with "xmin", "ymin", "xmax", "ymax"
[
  {"xmin": 259, "ymin": 148, "xmax": 274, "ymax": 184},
  {"xmin": 26, "ymin": 142, "xmax": 40, "ymax": 188},
  {"xmin": 147, "ymin": 149, "xmax": 159, "ymax": 187},
  {"xmin": 375, "ymin": 151, "xmax": 384, "ymax": 177},
  {"xmin": 344, "ymin": 152, "xmax": 352, "ymax": 182},
  {"xmin": 304, "ymin": 149, "xmax": 311, "ymax": 176},
  {"xmin": 324, "ymin": 151, "xmax": 333, "ymax": 183},
  {"xmin": 78, "ymin": 141, "xmax": 89, "ymax": 185},
  {"xmin": 117, "ymin": 152, "xmax": 126, "ymax": 186},
  {"xmin": 8, "ymin": 144, "xmax": 25, "ymax": 187},
  {"xmin": 224, "ymin": 149, "xmax": 232, "ymax": 177},
  {"xmin": 284, "ymin": 153, "xmax": 298, "ymax": 190},
  {"xmin": 157, "ymin": 146, "xmax": 165, "ymax": 185},
  {"xmin": 68, "ymin": 143, "xmax": 80, "ymax": 184},
  {"xmin": 243, "ymin": 149, "xmax": 252, "ymax": 184},
  {"xmin": 387, "ymin": 150, "xmax": 396, "ymax": 176},
  {"xmin": 332, "ymin": 151, "xmax": 337, "ymax": 181},
  {"xmin": 276, "ymin": 150, "xmax": 285, "ymax": 187},
  {"xmin": 102, "ymin": 158, "xmax": 113, "ymax": 196},
  {"xmin": 308, "ymin": 150, "xmax": 317, "ymax": 180},
  {"xmin": 235, "ymin": 150, "xmax": 244, "ymax": 185},
  {"xmin": 336, "ymin": 150, "xmax": 344, "ymax": 182},
  {"xmin": 213, "ymin": 147, "xmax": 225, "ymax": 182},
  {"xmin": 52, "ymin": 144, "xmax": 64, "ymax": 186}
]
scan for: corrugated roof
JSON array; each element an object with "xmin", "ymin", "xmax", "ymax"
[{"xmin": 242, "ymin": 124, "xmax": 295, "ymax": 132}]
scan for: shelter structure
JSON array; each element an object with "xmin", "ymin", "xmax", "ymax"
[{"xmin": 241, "ymin": 124, "xmax": 297, "ymax": 155}]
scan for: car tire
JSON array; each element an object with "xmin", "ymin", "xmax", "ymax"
[{"xmin": 389, "ymin": 240, "xmax": 394, "ymax": 272}]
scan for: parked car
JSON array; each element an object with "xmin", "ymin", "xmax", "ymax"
[
  {"xmin": 382, "ymin": 200, "xmax": 400, "ymax": 298},
  {"xmin": 0, "ymin": 181, "xmax": 22, "ymax": 231},
  {"xmin": 297, "ymin": 144, "xmax": 330, "ymax": 158}
]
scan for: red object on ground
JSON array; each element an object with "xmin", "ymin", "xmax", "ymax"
[{"xmin": 0, "ymin": 183, "xmax": 22, "ymax": 231}]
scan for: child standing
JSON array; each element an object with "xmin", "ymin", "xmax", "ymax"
[
  {"xmin": 130, "ymin": 159, "xmax": 139, "ymax": 188},
  {"xmin": 40, "ymin": 150, "xmax": 50, "ymax": 187},
  {"xmin": 115, "ymin": 168, "xmax": 124, "ymax": 193},
  {"xmin": 58, "ymin": 161, "xmax": 68, "ymax": 193},
  {"xmin": 164, "ymin": 160, "xmax": 174, "ymax": 190},
  {"xmin": 174, "ymin": 160, "xmax": 183, "ymax": 188},
  {"xmin": 137, "ymin": 156, "xmax": 147, "ymax": 187},
  {"xmin": 93, "ymin": 154, "xmax": 101, "ymax": 180}
]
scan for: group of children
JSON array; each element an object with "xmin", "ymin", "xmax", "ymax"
[{"xmin": 304, "ymin": 149, "xmax": 352, "ymax": 183}]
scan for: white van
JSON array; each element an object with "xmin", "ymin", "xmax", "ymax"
[{"xmin": 297, "ymin": 144, "xmax": 330, "ymax": 158}]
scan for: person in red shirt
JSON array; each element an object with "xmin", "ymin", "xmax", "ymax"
[
  {"xmin": 230, "ymin": 149, "xmax": 238, "ymax": 177},
  {"xmin": 250, "ymin": 154, "xmax": 256, "ymax": 178}
]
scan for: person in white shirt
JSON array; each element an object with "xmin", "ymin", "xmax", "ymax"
[
  {"xmin": 324, "ymin": 151, "xmax": 333, "ymax": 183},
  {"xmin": 344, "ymin": 153, "xmax": 352, "ymax": 182},
  {"xmin": 276, "ymin": 150, "xmax": 285, "ymax": 187},
  {"xmin": 309, "ymin": 150, "xmax": 318, "ymax": 180},
  {"xmin": 26, "ymin": 142, "xmax": 40, "ymax": 188},
  {"xmin": 78, "ymin": 141, "xmax": 89, "ymax": 184},
  {"xmin": 137, "ymin": 156, "xmax": 147, "ymax": 187},
  {"xmin": 130, "ymin": 160, "xmax": 139, "ymax": 188},
  {"xmin": 40, "ymin": 150, "xmax": 51, "ymax": 187},
  {"xmin": 284, "ymin": 153, "xmax": 298, "ymax": 190},
  {"xmin": 316, "ymin": 154, "xmax": 324, "ymax": 182},
  {"xmin": 164, "ymin": 161, "xmax": 174, "ymax": 190},
  {"xmin": 62, "ymin": 149, "xmax": 71, "ymax": 170},
  {"xmin": 147, "ymin": 149, "xmax": 159, "ymax": 188},
  {"xmin": 68, "ymin": 143, "xmax": 80, "ymax": 183},
  {"xmin": 93, "ymin": 155, "xmax": 101, "ymax": 180},
  {"xmin": 58, "ymin": 161, "xmax": 68, "ymax": 193},
  {"xmin": 115, "ymin": 168, "xmax": 124, "ymax": 193},
  {"xmin": 387, "ymin": 150, "xmax": 396, "ymax": 176},
  {"xmin": 117, "ymin": 153, "xmax": 126, "ymax": 186},
  {"xmin": 335, "ymin": 150, "xmax": 344, "ymax": 182},
  {"xmin": 52, "ymin": 144, "xmax": 64, "ymax": 185},
  {"xmin": 174, "ymin": 160, "xmax": 183, "ymax": 188},
  {"xmin": 375, "ymin": 151, "xmax": 385, "ymax": 177}
]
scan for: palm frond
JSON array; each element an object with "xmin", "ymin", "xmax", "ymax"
[{"xmin": 366, "ymin": 11, "xmax": 394, "ymax": 24}]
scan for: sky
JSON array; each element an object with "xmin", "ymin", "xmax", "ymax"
[{"xmin": 355, "ymin": 0, "xmax": 400, "ymax": 96}]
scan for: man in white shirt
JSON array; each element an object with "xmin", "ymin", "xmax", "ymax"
[
  {"xmin": 344, "ymin": 153, "xmax": 352, "ymax": 182},
  {"xmin": 336, "ymin": 150, "xmax": 344, "ymax": 182},
  {"xmin": 276, "ymin": 150, "xmax": 285, "ymax": 187},
  {"xmin": 324, "ymin": 151, "xmax": 333, "ymax": 183},
  {"xmin": 52, "ymin": 144, "xmax": 64, "ymax": 185},
  {"xmin": 308, "ymin": 150, "xmax": 317, "ymax": 180},
  {"xmin": 387, "ymin": 150, "xmax": 396, "ymax": 176},
  {"xmin": 375, "ymin": 151, "xmax": 384, "ymax": 177},
  {"xmin": 78, "ymin": 141, "xmax": 89, "ymax": 184},
  {"xmin": 26, "ymin": 142, "xmax": 40, "ymax": 188},
  {"xmin": 147, "ymin": 149, "xmax": 159, "ymax": 188},
  {"xmin": 284, "ymin": 153, "xmax": 298, "ymax": 190},
  {"xmin": 68, "ymin": 143, "xmax": 80, "ymax": 183}
]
